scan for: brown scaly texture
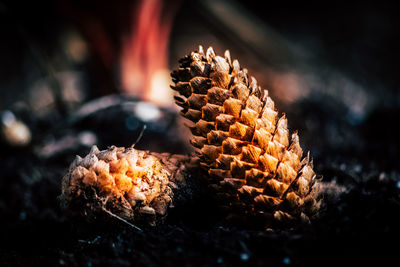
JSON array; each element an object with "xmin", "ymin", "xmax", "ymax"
[
  {"xmin": 171, "ymin": 45, "xmax": 321, "ymax": 225},
  {"xmin": 60, "ymin": 145, "xmax": 190, "ymax": 226}
]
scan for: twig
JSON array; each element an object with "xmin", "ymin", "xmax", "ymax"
[
  {"xmin": 131, "ymin": 124, "xmax": 147, "ymax": 148},
  {"xmin": 102, "ymin": 207, "xmax": 143, "ymax": 232}
]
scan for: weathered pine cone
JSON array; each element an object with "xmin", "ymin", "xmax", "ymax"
[
  {"xmin": 60, "ymin": 145, "xmax": 190, "ymax": 226},
  {"xmin": 171, "ymin": 46, "xmax": 321, "ymax": 224}
]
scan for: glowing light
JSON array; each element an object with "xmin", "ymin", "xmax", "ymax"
[
  {"xmin": 134, "ymin": 102, "xmax": 161, "ymax": 122},
  {"xmin": 120, "ymin": 0, "xmax": 177, "ymax": 107}
]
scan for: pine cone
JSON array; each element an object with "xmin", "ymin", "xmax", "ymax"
[
  {"xmin": 60, "ymin": 145, "xmax": 190, "ymax": 226},
  {"xmin": 171, "ymin": 46, "xmax": 321, "ymax": 225}
]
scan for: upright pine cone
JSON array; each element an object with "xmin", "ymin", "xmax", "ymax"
[
  {"xmin": 60, "ymin": 145, "xmax": 190, "ymax": 226},
  {"xmin": 171, "ymin": 46, "xmax": 321, "ymax": 224}
]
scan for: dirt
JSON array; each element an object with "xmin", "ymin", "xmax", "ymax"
[{"xmin": 1, "ymin": 96, "xmax": 399, "ymax": 267}]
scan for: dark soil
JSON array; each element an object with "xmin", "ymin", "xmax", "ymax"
[{"xmin": 1, "ymin": 96, "xmax": 399, "ymax": 267}]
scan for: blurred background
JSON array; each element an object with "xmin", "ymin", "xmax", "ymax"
[{"xmin": 1, "ymin": 0, "xmax": 399, "ymax": 159}]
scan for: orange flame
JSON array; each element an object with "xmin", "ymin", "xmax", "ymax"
[{"xmin": 121, "ymin": 0, "xmax": 177, "ymax": 106}]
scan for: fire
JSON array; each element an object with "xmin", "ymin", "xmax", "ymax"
[{"xmin": 120, "ymin": 0, "xmax": 177, "ymax": 107}]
